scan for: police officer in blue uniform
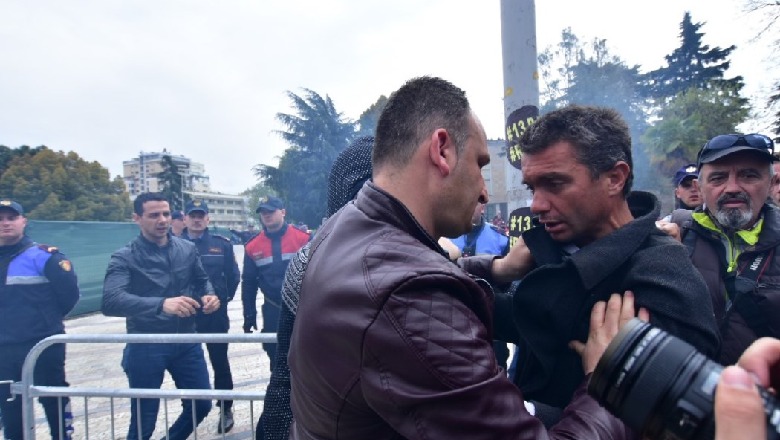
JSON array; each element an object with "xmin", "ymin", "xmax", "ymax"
[
  {"xmin": 0, "ymin": 200, "xmax": 79, "ymax": 440},
  {"xmin": 451, "ymin": 202, "xmax": 509, "ymax": 257},
  {"xmin": 182, "ymin": 199, "xmax": 240, "ymax": 434}
]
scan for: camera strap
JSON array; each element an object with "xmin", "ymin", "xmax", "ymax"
[{"xmin": 723, "ymin": 248, "xmax": 775, "ymax": 339}]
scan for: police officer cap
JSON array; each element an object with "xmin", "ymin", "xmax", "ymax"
[
  {"xmin": 0, "ymin": 200, "xmax": 24, "ymax": 215},
  {"xmin": 185, "ymin": 199, "xmax": 209, "ymax": 215},
  {"xmin": 256, "ymin": 196, "xmax": 284, "ymax": 213},
  {"xmin": 673, "ymin": 164, "xmax": 698, "ymax": 187},
  {"xmin": 171, "ymin": 210, "xmax": 184, "ymax": 220}
]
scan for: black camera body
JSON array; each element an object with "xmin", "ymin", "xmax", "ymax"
[{"xmin": 588, "ymin": 318, "xmax": 780, "ymax": 440}]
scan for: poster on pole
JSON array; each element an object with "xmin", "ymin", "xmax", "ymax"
[
  {"xmin": 508, "ymin": 206, "xmax": 534, "ymax": 248},
  {"xmin": 505, "ymin": 105, "xmax": 539, "ymax": 170}
]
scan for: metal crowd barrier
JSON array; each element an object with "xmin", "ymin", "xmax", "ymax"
[{"xmin": 11, "ymin": 333, "xmax": 277, "ymax": 439}]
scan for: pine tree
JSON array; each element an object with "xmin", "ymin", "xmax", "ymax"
[
  {"xmin": 254, "ymin": 89, "xmax": 356, "ymax": 226},
  {"xmin": 156, "ymin": 154, "xmax": 188, "ymax": 212},
  {"xmin": 644, "ymin": 12, "xmax": 745, "ymax": 103}
]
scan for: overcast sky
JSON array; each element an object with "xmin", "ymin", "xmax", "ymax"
[{"xmin": 0, "ymin": 0, "xmax": 774, "ymax": 194}]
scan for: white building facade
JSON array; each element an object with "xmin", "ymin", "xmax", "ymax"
[{"xmin": 122, "ymin": 150, "xmax": 249, "ymax": 228}]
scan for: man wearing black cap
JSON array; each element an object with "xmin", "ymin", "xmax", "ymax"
[
  {"xmin": 669, "ymin": 133, "xmax": 780, "ymax": 365},
  {"xmin": 0, "ymin": 200, "xmax": 79, "ymax": 439},
  {"xmin": 241, "ymin": 196, "xmax": 309, "ymax": 370},
  {"xmin": 672, "ymin": 163, "xmax": 702, "ymax": 210},
  {"xmin": 182, "ymin": 199, "xmax": 240, "ymax": 433}
]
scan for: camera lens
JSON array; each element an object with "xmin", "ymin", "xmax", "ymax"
[{"xmin": 588, "ymin": 318, "xmax": 780, "ymax": 440}]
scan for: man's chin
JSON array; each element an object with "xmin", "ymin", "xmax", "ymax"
[{"xmin": 547, "ymin": 230, "xmax": 573, "ymax": 243}]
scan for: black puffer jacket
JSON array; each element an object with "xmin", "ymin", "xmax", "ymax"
[
  {"xmin": 102, "ymin": 233, "xmax": 214, "ymax": 334},
  {"xmin": 289, "ymin": 182, "xmax": 631, "ymax": 440}
]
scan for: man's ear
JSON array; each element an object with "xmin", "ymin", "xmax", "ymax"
[
  {"xmin": 604, "ymin": 161, "xmax": 631, "ymax": 196},
  {"xmin": 693, "ymin": 178, "xmax": 701, "ymax": 193},
  {"xmin": 132, "ymin": 213, "xmax": 140, "ymax": 223},
  {"xmin": 427, "ymin": 128, "xmax": 457, "ymax": 177}
]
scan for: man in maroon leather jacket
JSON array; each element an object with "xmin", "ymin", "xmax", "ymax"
[{"xmin": 288, "ymin": 76, "xmax": 634, "ymax": 440}]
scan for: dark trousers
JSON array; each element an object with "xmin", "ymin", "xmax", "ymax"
[
  {"xmin": 197, "ymin": 307, "xmax": 234, "ymax": 411},
  {"xmin": 261, "ymin": 301, "xmax": 281, "ymax": 370},
  {"xmin": 0, "ymin": 341, "xmax": 73, "ymax": 440},
  {"xmin": 121, "ymin": 343, "xmax": 212, "ymax": 440}
]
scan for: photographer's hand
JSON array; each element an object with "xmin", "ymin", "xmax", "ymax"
[
  {"xmin": 715, "ymin": 337, "xmax": 780, "ymax": 440},
  {"xmin": 570, "ymin": 291, "xmax": 650, "ymax": 374}
]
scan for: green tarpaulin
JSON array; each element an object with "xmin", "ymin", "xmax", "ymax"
[{"xmin": 24, "ymin": 221, "xmax": 242, "ymax": 317}]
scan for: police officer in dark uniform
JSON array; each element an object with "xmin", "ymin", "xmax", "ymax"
[
  {"xmin": 182, "ymin": 199, "xmax": 240, "ymax": 434},
  {"xmin": 0, "ymin": 200, "xmax": 79, "ymax": 439}
]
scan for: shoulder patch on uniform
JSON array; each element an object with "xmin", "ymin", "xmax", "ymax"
[
  {"xmin": 59, "ymin": 260, "xmax": 72, "ymax": 271},
  {"xmin": 37, "ymin": 244, "xmax": 59, "ymax": 253}
]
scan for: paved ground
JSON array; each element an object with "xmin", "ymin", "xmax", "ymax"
[{"xmin": 27, "ymin": 245, "xmax": 273, "ymax": 439}]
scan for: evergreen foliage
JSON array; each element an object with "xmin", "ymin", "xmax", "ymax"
[
  {"xmin": 0, "ymin": 147, "xmax": 131, "ymax": 221},
  {"xmin": 156, "ymin": 154, "xmax": 189, "ymax": 211},
  {"xmin": 643, "ymin": 12, "xmax": 746, "ymax": 104},
  {"xmin": 254, "ymin": 89, "xmax": 356, "ymax": 227}
]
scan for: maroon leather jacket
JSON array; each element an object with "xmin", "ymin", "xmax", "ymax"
[{"xmin": 288, "ymin": 182, "xmax": 630, "ymax": 440}]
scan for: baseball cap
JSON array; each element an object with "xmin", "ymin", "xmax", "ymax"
[
  {"xmin": 185, "ymin": 199, "xmax": 209, "ymax": 215},
  {"xmin": 171, "ymin": 210, "xmax": 184, "ymax": 220},
  {"xmin": 697, "ymin": 133, "xmax": 775, "ymax": 167},
  {"xmin": 256, "ymin": 196, "xmax": 284, "ymax": 213},
  {"xmin": 673, "ymin": 164, "xmax": 698, "ymax": 187},
  {"xmin": 0, "ymin": 200, "xmax": 23, "ymax": 215}
]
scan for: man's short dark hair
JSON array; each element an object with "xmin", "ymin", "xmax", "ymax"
[
  {"xmin": 519, "ymin": 105, "xmax": 634, "ymax": 197},
  {"xmin": 373, "ymin": 76, "xmax": 472, "ymax": 170},
  {"xmin": 133, "ymin": 192, "xmax": 168, "ymax": 216}
]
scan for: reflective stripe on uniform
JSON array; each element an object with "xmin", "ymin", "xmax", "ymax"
[
  {"xmin": 254, "ymin": 256, "xmax": 274, "ymax": 267},
  {"xmin": 253, "ymin": 252, "xmax": 298, "ymax": 266},
  {"xmin": 7, "ymin": 275, "xmax": 49, "ymax": 285}
]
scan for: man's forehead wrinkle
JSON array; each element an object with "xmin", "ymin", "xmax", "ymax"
[{"xmin": 523, "ymin": 169, "xmax": 573, "ymax": 185}]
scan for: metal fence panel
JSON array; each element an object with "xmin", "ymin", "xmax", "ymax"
[{"xmin": 13, "ymin": 333, "xmax": 277, "ymax": 439}]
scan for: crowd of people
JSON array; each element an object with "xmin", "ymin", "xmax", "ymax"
[{"xmin": 2, "ymin": 74, "xmax": 780, "ymax": 439}]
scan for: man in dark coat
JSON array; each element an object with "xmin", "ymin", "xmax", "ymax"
[{"xmin": 498, "ymin": 105, "xmax": 720, "ymax": 421}]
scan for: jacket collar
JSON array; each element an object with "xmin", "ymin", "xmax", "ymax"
[
  {"xmin": 263, "ymin": 222, "xmax": 288, "ymax": 239},
  {"xmin": 183, "ymin": 228, "xmax": 210, "ymax": 241},
  {"xmin": 0, "ymin": 235, "xmax": 33, "ymax": 257},
  {"xmin": 135, "ymin": 231, "xmax": 173, "ymax": 249},
  {"xmin": 691, "ymin": 204, "xmax": 780, "ymax": 252},
  {"xmin": 523, "ymin": 191, "xmax": 662, "ymax": 290},
  {"xmin": 692, "ymin": 210, "xmax": 764, "ymax": 246},
  {"xmin": 356, "ymin": 182, "xmax": 450, "ymax": 259},
  {"xmin": 756, "ymin": 205, "xmax": 780, "ymax": 249}
]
